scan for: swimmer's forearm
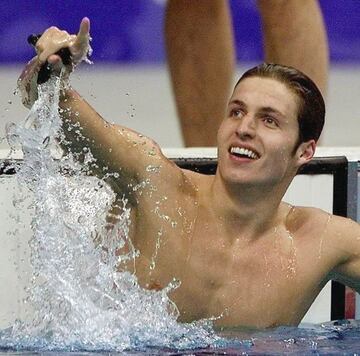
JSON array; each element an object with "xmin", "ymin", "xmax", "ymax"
[
  {"xmin": 58, "ymin": 88, "xmax": 148, "ymax": 194},
  {"xmin": 59, "ymin": 89, "xmax": 137, "ymax": 174},
  {"xmin": 59, "ymin": 88, "xmax": 117, "ymax": 173}
]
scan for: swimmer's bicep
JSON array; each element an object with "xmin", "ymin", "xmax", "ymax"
[
  {"xmin": 110, "ymin": 124, "xmax": 183, "ymax": 182},
  {"xmin": 60, "ymin": 91, "xmax": 175, "ymax": 182},
  {"xmin": 331, "ymin": 261, "xmax": 360, "ymax": 294},
  {"xmin": 60, "ymin": 91, "xmax": 183, "ymax": 190},
  {"xmin": 92, "ymin": 124, "xmax": 184, "ymax": 204}
]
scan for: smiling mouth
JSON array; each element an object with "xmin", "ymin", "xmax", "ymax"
[{"xmin": 229, "ymin": 146, "xmax": 260, "ymax": 160}]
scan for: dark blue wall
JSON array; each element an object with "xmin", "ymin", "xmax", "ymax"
[{"xmin": 0, "ymin": 0, "xmax": 359, "ymax": 64}]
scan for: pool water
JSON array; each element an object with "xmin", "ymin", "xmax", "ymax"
[{"xmin": 1, "ymin": 320, "xmax": 360, "ymax": 354}]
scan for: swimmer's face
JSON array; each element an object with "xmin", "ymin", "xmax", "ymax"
[{"xmin": 217, "ymin": 76, "xmax": 315, "ymax": 187}]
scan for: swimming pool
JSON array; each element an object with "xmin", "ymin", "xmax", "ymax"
[{"xmin": 1, "ymin": 319, "xmax": 360, "ymax": 354}]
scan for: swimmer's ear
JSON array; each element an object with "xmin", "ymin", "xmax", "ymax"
[{"xmin": 296, "ymin": 139, "xmax": 316, "ymax": 166}]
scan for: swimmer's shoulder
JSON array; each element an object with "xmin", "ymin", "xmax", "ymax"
[
  {"xmin": 285, "ymin": 203, "xmax": 360, "ymax": 242},
  {"xmin": 294, "ymin": 205, "xmax": 358, "ymax": 230},
  {"xmin": 284, "ymin": 204, "xmax": 332, "ymax": 235},
  {"xmin": 285, "ymin": 203, "xmax": 330, "ymax": 222}
]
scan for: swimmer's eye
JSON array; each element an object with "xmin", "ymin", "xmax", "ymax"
[
  {"xmin": 229, "ymin": 108, "xmax": 244, "ymax": 118},
  {"xmin": 263, "ymin": 116, "xmax": 279, "ymax": 128}
]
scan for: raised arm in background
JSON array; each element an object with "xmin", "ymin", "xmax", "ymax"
[{"xmin": 165, "ymin": 0, "xmax": 328, "ymax": 147}]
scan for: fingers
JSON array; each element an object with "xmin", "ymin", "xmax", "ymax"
[
  {"xmin": 74, "ymin": 17, "xmax": 90, "ymax": 51},
  {"xmin": 78, "ymin": 17, "xmax": 90, "ymax": 39},
  {"xmin": 37, "ymin": 28, "xmax": 73, "ymax": 63},
  {"xmin": 30, "ymin": 18, "xmax": 90, "ymax": 76},
  {"xmin": 47, "ymin": 54, "xmax": 62, "ymax": 65}
]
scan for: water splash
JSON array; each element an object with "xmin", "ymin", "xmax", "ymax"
[{"xmin": 0, "ymin": 76, "xmax": 219, "ymax": 352}]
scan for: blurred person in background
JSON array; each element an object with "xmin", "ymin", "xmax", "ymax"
[{"xmin": 164, "ymin": 0, "xmax": 328, "ymax": 146}]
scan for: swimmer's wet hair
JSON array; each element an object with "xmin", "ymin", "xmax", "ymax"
[{"xmin": 236, "ymin": 63, "xmax": 325, "ymax": 145}]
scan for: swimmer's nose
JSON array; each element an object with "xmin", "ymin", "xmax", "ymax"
[
  {"xmin": 235, "ymin": 114, "xmax": 257, "ymax": 140},
  {"xmin": 27, "ymin": 33, "xmax": 72, "ymax": 84}
]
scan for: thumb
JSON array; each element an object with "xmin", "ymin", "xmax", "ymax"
[
  {"xmin": 71, "ymin": 17, "xmax": 91, "ymax": 63},
  {"xmin": 76, "ymin": 17, "xmax": 90, "ymax": 45}
]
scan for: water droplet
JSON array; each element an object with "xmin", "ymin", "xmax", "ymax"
[
  {"xmin": 146, "ymin": 165, "xmax": 160, "ymax": 173},
  {"xmin": 42, "ymin": 136, "xmax": 50, "ymax": 148},
  {"xmin": 77, "ymin": 215, "xmax": 86, "ymax": 224}
]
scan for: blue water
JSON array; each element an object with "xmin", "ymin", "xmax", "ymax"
[{"xmin": 1, "ymin": 320, "xmax": 360, "ymax": 354}]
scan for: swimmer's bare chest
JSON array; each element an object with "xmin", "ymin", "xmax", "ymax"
[
  {"xmin": 132, "ymin": 212, "xmax": 335, "ymax": 328},
  {"xmin": 121, "ymin": 171, "xmax": 338, "ymax": 328}
]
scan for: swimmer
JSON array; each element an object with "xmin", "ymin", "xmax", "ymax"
[
  {"xmin": 18, "ymin": 18, "xmax": 360, "ymax": 329},
  {"xmin": 165, "ymin": 0, "xmax": 329, "ymax": 146}
]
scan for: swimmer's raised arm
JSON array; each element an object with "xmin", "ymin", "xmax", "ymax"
[{"xmin": 18, "ymin": 18, "xmax": 184, "ymax": 200}]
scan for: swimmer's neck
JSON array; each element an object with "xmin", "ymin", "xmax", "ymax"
[{"xmin": 208, "ymin": 175, "xmax": 291, "ymax": 238}]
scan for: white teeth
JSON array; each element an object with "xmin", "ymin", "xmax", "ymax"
[{"xmin": 230, "ymin": 146, "xmax": 258, "ymax": 159}]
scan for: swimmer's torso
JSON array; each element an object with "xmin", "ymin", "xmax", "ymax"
[{"xmin": 116, "ymin": 169, "xmax": 347, "ymax": 328}]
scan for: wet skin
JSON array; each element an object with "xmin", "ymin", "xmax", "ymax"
[
  {"xmin": 20, "ymin": 22, "xmax": 360, "ymax": 329},
  {"xmin": 115, "ymin": 77, "xmax": 360, "ymax": 328}
]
